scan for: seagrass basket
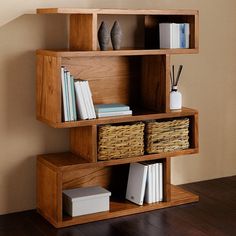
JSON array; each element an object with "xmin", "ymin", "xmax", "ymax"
[
  {"xmin": 98, "ymin": 122, "xmax": 145, "ymax": 160},
  {"xmin": 146, "ymin": 118, "xmax": 190, "ymax": 154}
]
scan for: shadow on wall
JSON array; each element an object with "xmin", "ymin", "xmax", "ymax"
[{"xmin": 0, "ymin": 14, "xmax": 70, "ymax": 214}]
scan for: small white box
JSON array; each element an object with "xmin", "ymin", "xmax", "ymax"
[{"xmin": 63, "ymin": 186, "xmax": 111, "ymax": 217}]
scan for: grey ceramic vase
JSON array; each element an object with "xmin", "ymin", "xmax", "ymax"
[
  {"xmin": 98, "ymin": 21, "xmax": 110, "ymax": 51},
  {"xmin": 111, "ymin": 21, "xmax": 122, "ymax": 50}
]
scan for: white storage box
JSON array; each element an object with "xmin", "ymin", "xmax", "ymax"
[{"xmin": 63, "ymin": 186, "xmax": 111, "ymax": 217}]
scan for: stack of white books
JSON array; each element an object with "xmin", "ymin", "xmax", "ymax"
[
  {"xmin": 61, "ymin": 67, "xmax": 96, "ymax": 121},
  {"xmin": 159, "ymin": 23, "xmax": 190, "ymax": 49},
  {"xmin": 125, "ymin": 162, "xmax": 163, "ymax": 206},
  {"xmin": 74, "ymin": 80, "xmax": 96, "ymax": 120},
  {"xmin": 94, "ymin": 103, "xmax": 132, "ymax": 118}
]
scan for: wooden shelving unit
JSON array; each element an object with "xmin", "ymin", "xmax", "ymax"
[{"xmin": 36, "ymin": 8, "xmax": 199, "ymax": 228}]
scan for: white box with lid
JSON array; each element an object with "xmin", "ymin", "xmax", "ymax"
[{"xmin": 63, "ymin": 186, "xmax": 111, "ymax": 217}]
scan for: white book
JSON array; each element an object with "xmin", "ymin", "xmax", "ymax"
[
  {"xmin": 126, "ymin": 163, "xmax": 148, "ymax": 205},
  {"xmin": 159, "ymin": 163, "xmax": 163, "ymax": 201},
  {"xmin": 80, "ymin": 81, "xmax": 91, "ymax": 119},
  {"xmin": 172, "ymin": 23, "xmax": 180, "ymax": 48},
  {"xmin": 66, "ymin": 71, "xmax": 74, "ymax": 121},
  {"xmin": 151, "ymin": 164, "xmax": 156, "ymax": 203},
  {"xmin": 84, "ymin": 81, "xmax": 96, "ymax": 119},
  {"xmin": 144, "ymin": 164, "xmax": 153, "ymax": 204},
  {"xmin": 155, "ymin": 163, "xmax": 160, "ymax": 202},
  {"xmin": 61, "ymin": 67, "xmax": 69, "ymax": 122},
  {"xmin": 159, "ymin": 23, "xmax": 173, "ymax": 48},
  {"xmin": 179, "ymin": 23, "xmax": 190, "ymax": 48},
  {"xmin": 70, "ymin": 75, "xmax": 77, "ymax": 121},
  {"xmin": 185, "ymin": 23, "xmax": 190, "ymax": 48},
  {"xmin": 74, "ymin": 81, "xmax": 89, "ymax": 120},
  {"xmin": 96, "ymin": 110, "xmax": 132, "ymax": 118}
]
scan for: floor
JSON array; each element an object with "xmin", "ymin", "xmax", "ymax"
[{"xmin": 0, "ymin": 176, "xmax": 235, "ymax": 236}]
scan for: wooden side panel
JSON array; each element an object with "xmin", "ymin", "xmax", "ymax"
[
  {"xmin": 37, "ymin": 159, "xmax": 62, "ymax": 225},
  {"xmin": 70, "ymin": 14, "xmax": 97, "ymax": 50},
  {"xmin": 189, "ymin": 113, "xmax": 199, "ymax": 150},
  {"xmin": 165, "ymin": 55, "xmax": 171, "ymax": 112},
  {"xmin": 62, "ymin": 56, "xmax": 141, "ymax": 105},
  {"xmin": 140, "ymin": 55, "xmax": 167, "ymax": 113},
  {"xmin": 70, "ymin": 125, "xmax": 97, "ymax": 162},
  {"xmin": 36, "ymin": 54, "xmax": 61, "ymax": 123},
  {"xmin": 193, "ymin": 13, "xmax": 199, "ymax": 50},
  {"xmin": 163, "ymin": 157, "xmax": 171, "ymax": 202}
]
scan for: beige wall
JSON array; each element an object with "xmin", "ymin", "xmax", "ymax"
[{"xmin": 0, "ymin": 1, "xmax": 235, "ymax": 214}]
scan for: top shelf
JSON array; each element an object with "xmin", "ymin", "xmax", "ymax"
[
  {"xmin": 36, "ymin": 8, "xmax": 199, "ymax": 52},
  {"xmin": 37, "ymin": 48, "xmax": 198, "ymax": 57},
  {"xmin": 37, "ymin": 8, "xmax": 199, "ymax": 16}
]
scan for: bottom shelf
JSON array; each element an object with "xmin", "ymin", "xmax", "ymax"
[{"xmin": 59, "ymin": 185, "xmax": 198, "ymax": 228}]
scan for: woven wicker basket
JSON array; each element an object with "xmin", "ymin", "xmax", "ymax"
[
  {"xmin": 98, "ymin": 122, "xmax": 145, "ymax": 161},
  {"xmin": 146, "ymin": 118, "xmax": 190, "ymax": 154}
]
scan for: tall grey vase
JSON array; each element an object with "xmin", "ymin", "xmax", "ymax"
[
  {"xmin": 111, "ymin": 21, "xmax": 122, "ymax": 50},
  {"xmin": 98, "ymin": 21, "xmax": 109, "ymax": 51}
]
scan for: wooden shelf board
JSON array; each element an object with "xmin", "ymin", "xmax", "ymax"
[
  {"xmin": 58, "ymin": 185, "xmax": 199, "ymax": 227},
  {"xmin": 38, "ymin": 147, "xmax": 198, "ymax": 172},
  {"xmin": 37, "ymin": 107, "xmax": 198, "ymax": 128},
  {"xmin": 37, "ymin": 8, "xmax": 198, "ymax": 16},
  {"xmin": 36, "ymin": 48, "xmax": 198, "ymax": 57}
]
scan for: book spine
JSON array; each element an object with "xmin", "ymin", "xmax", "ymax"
[
  {"xmin": 85, "ymin": 81, "xmax": 96, "ymax": 119},
  {"xmin": 66, "ymin": 71, "xmax": 74, "ymax": 121},
  {"xmin": 95, "ymin": 106, "xmax": 130, "ymax": 113},
  {"xmin": 61, "ymin": 67, "xmax": 69, "ymax": 122},
  {"xmin": 185, "ymin": 23, "xmax": 190, "ymax": 48},
  {"xmin": 70, "ymin": 75, "xmax": 77, "ymax": 121},
  {"xmin": 96, "ymin": 110, "xmax": 132, "ymax": 118},
  {"xmin": 155, "ymin": 163, "xmax": 160, "ymax": 202},
  {"xmin": 74, "ymin": 81, "xmax": 88, "ymax": 120},
  {"xmin": 80, "ymin": 81, "xmax": 91, "ymax": 119},
  {"xmin": 145, "ymin": 164, "xmax": 152, "ymax": 204},
  {"xmin": 159, "ymin": 163, "xmax": 163, "ymax": 201},
  {"xmin": 64, "ymin": 70, "xmax": 70, "ymax": 121},
  {"xmin": 152, "ymin": 164, "xmax": 156, "ymax": 203},
  {"xmin": 180, "ymin": 24, "xmax": 186, "ymax": 48},
  {"xmin": 172, "ymin": 23, "xmax": 180, "ymax": 48}
]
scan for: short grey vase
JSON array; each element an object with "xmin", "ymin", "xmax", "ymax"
[
  {"xmin": 111, "ymin": 21, "xmax": 122, "ymax": 50},
  {"xmin": 98, "ymin": 21, "xmax": 109, "ymax": 51}
]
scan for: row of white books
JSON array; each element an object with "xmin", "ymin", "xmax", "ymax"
[
  {"xmin": 61, "ymin": 67, "xmax": 96, "ymax": 121},
  {"xmin": 159, "ymin": 23, "xmax": 190, "ymax": 49},
  {"xmin": 126, "ymin": 162, "xmax": 163, "ymax": 206}
]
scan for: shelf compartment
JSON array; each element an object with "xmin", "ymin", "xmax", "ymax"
[
  {"xmin": 36, "ymin": 53, "xmax": 170, "ymax": 126},
  {"xmin": 38, "ymin": 184, "xmax": 198, "ymax": 228},
  {"xmin": 60, "ymin": 185, "xmax": 198, "ymax": 227},
  {"xmin": 37, "ymin": 8, "xmax": 199, "ymax": 51},
  {"xmin": 69, "ymin": 111, "xmax": 198, "ymax": 163}
]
